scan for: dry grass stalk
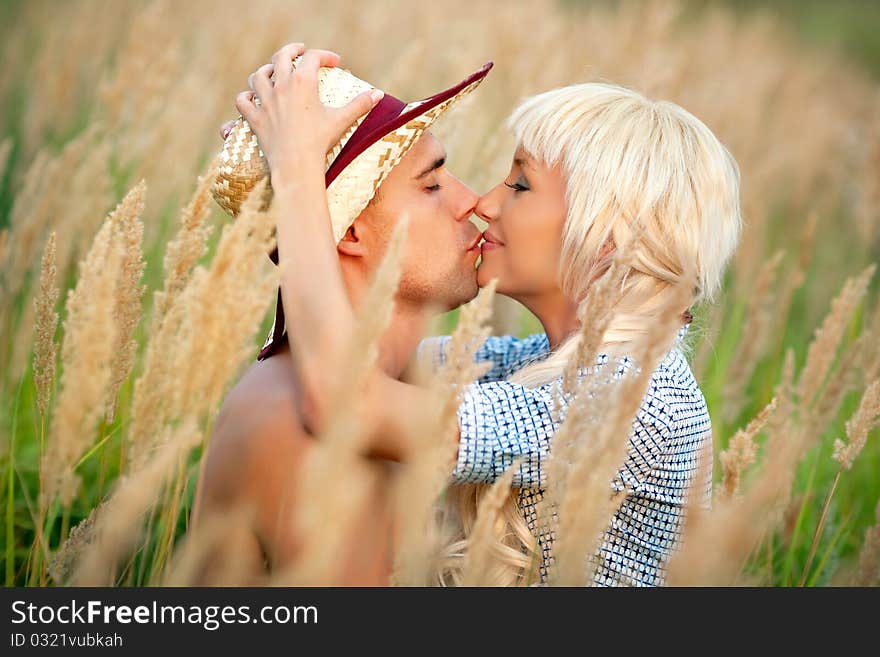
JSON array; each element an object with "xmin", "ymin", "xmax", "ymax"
[
  {"xmin": 15, "ymin": 3, "xmax": 121, "ymax": 157},
  {"xmin": 4, "ymin": 0, "xmax": 880, "ymax": 590},
  {"xmin": 4, "ymin": 126, "xmax": 111, "ymax": 389},
  {"xmin": 169, "ymin": 179, "xmax": 278, "ymax": 424},
  {"xmin": 126, "ymin": 165, "xmax": 266, "ymax": 472},
  {"xmin": 0, "ymin": 229, "xmax": 8, "ymax": 273},
  {"xmin": 8, "ymin": 294, "xmax": 38, "ymax": 392},
  {"xmin": 0, "ymin": 150, "xmax": 50, "ymax": 372},
  {"xmin": 856, "ymin": 501, "xmax": 880, "ymax": 586},
  {"xmin": 460, "ymin": 457, "xmax": 526, "ymax": 586},
  {"xmin": 691, "ymin": 298, "xmax": 724, "ymax": 380},
  {"xmin": 768, "ymin": 349, "xmax": 796, "ymax": 439},
  {"xmin": 72, "ymin": 419, "xmax": 202, "ymax": 586},
  {"xmin": 797, "ymin": 264, "xmax": 875, "ymax": 408},
  {"xmin": 104, "ymin": 180, "xmax": 148, "ymax": 423},
  {"xmin": 0, "ymin": 137, "xmax": 12, "ymax": 185},
  {"xmin": 561, "ymin": 251, "xmax": 632, "ymax": 401},
  {"xmin": 800, "ymin": 382, "xmax": 879, "ymax": 585},
  {"xmin": 5, "ymin": 126, "xmax": 101, "ymax": 303},
  {"xmin": 119, "ymin": 187, "xmax": 279, "ymax": 577},
  {"xmin": 667, "ymin": 348, "xmax": 811, "ymax": 585},
  {"xmin": 42, "ymin": 217, "xmax": 122, "ymax": 508},
  {"xmin": 149, "ymin": 159, "xmax": 218, "ymax": 333},
  {"xmin": 761, "ymin": 348, "xmax": 807, "ymax": 523},
  {"xmin": 861, "ymin": 301, "xmax": 880, "ymax": 387},
  {"xmin": 666, "ymin": 442, "xmax": 800, "ymax": 585},
  {"xmin": 806, "ymin": 332, "xmax": 864, "ymax": 438},
  {"xmin": 766, "ymin": 213, "xmax": 818, "ymax": 354},
  {"xmin": 723, "ymin": 250, "xmax": 785, "ymax": 421},
  {"xmin": 832, "ymin": 379, "xmax": 880, "ymax": 470},
  {"xmin": 718, "ymin": 397, "xmax": 777, "ymax": 501},
  {"xmin": 391, "ymin": 280, "xmax": 497, "ymax": 586},
  {"xmin": 548, "ymin": 282, "xmax": 691, "ymax": 586},
  {"xmin": 162, "ymin": 502, "xmax": 261, "ymax": 586},
  {"xmin": 278, "ymin": 216, "xmax": 410, "ymax": 585},
  {"xmin": 54, "ymin": 133, "xmax": 113, "ymax": 287},
  {"xmin": 2, "ymin": 149, "xmax": 55, "ymax": 302},
  {"xmin": 47, "ymin": 499, "xmax": 107, "ymax": 585},
  {"xmin": 32, "ymin": 231, "xmax": 59, "ymax": 416}
]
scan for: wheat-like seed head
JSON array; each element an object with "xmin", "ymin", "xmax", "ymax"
[
  {"xmin": 42, "ymin": 214, "xmax": 121, "ymax": 508},
  {"xmin": 104, "ymin": 180, "xmax": 147, "ymax": 423},
  {"xmin": 32, "ymin": 231, "xmax": 58, "ymax": 417},
  {"xmin": 832, "ymin": 379, "xmax": 880, "ymax": 470},
  {"xmin": 718, "ymin": 397, "xmax": 777, "ymax": 501},
  {"xmin": 797, "ymin": 264, "xmax": 876, "ymax": 407}
]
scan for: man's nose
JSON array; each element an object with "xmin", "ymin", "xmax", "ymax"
[{"xmin": 454, "ymin": 180, "xmax": 480, "ymax": 222}]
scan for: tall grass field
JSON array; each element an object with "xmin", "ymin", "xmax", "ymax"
[{"xmin": 0, "ymin": 0, "xmax": 878, "ymax": 587}]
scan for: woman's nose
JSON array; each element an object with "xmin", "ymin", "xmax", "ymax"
[{"xmin": 475, "ymin": 184, "xmax": 501, "ymax": 224}]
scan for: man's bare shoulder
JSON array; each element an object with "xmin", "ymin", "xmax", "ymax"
[
  {"xmin": 217, "ymin": 350, "xmax": 301, "ymax": 435},
  {"xmin": 196, "ymin": 350, "xmax": 305, "ymax": 512}
]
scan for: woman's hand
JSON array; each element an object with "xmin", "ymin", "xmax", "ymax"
[
  {"xmin": 234, "ymin": 43, "xmax": 383, "ymax": 188},
  {"xmin": 219, "ymin": 119, "xmax": 236, "ymax": 140}
]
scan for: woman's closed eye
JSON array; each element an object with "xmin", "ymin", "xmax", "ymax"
[
  {"xmin": 425, "ymin": 183, "xmax": 442, "ymax": 192},
  {"xmin": 504, "ymin": 175, "xmax": 530, "ymax": 192}
]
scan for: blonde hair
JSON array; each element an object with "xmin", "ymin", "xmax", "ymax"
[{"xmin": 438, "ymin": 82, "xmax": 742, "ymax": 585}]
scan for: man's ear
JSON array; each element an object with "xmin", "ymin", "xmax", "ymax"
[{"xmin": 337, "ymin": 219, "xmax": 369, "ymax": 258}]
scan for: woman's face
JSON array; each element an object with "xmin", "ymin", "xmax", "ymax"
[{"xmin": 475, "ymin": 147, "xmax": 569, "ymax": 301}]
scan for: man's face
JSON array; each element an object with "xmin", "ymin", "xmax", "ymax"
[{"xmin": 348, "ymin": 132, "xmax": 482, "ymax": 311}]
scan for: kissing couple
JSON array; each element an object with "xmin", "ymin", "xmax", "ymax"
[{"xmin": 192, "ymin": 43, "xmax": 742, "ymax": 587}]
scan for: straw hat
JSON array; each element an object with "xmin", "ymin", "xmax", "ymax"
[
  {"xmin": 211, "ymin": 57, "xmax": 493, "ymax": 245},
  {"xmin": 209, "ymin": 57, "xmax": 493, "ymax": 360}
]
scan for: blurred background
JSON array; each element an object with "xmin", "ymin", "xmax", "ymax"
[{"xmin": 0, "ymin": 0, "xmax": 878, "ymax": 586}]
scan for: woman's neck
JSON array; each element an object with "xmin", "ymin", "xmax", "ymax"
[{"xmin": 516, "ymin": 290, "xmax": 580, "ymax": 350}]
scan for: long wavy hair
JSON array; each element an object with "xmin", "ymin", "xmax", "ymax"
[{"xmin": 434, "ymin": 82, "xmax": 742, "ymax": 586}]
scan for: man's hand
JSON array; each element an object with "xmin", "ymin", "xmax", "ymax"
[{"xmin": 232, "ymin": 43, "xmax": 383, "ymax": 186}]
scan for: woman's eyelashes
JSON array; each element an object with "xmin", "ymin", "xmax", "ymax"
[{"xmin": 504, "ymin": 176, "xmax": 530, "ymax": 192}]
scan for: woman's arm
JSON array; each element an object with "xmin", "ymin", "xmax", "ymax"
[
  {"xmin": 235, "ymin": 45, "xmax": 389, "ymax": 436},
  {"xmin": 238, "ymin": 46, "xmax": 464, "ymax": 466},
  {"xmin": 418, "ymin": 333, "xmax": 550, "ymax": 383}
]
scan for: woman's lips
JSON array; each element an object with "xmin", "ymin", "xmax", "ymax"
[{"xmin": 481, "ymin": 232, "xmax": 503, "ymax": 252}]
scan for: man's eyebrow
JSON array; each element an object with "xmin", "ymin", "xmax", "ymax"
[{"xmin": 414, "ymin": 156, "xmax": 446, "ymax": 179}]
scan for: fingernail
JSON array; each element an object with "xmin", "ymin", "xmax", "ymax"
[{"xmin": 371, "ymin": 89, "xmax": 384, "ymax": 103}]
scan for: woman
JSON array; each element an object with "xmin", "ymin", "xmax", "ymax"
[{"xmin": 234, "ymin": 45, "xmax": 742, "ymax": 586}]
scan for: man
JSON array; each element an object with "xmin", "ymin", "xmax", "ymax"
[{"xmin": 190, "ymin": 47, "xmax": 496, "ymax": 585}]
